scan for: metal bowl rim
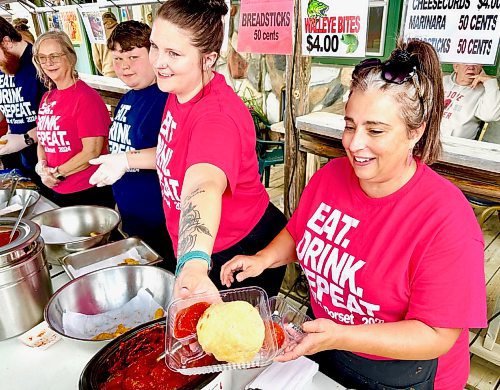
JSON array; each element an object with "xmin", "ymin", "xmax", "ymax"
[
  {"xmin": 31, "ymin": 206, "xmax": 121, "ymax": 245},
  {"xmin": 44, "ymin": 265, "xmax": 175, "ymax": 342}
]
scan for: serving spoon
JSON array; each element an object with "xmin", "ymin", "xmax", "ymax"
[{"xmin": 9, "ymin": 194, "xmax": 33, "ymax": 244}]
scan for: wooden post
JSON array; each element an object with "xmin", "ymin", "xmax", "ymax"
[{"xmin": 283, "ymin": 0, "xmax": 311, "ymax": 218}]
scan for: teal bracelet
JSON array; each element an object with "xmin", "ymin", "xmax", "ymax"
[{"xmin": 175, "ymin": 250, "xmax": 212, "ymax": 277}]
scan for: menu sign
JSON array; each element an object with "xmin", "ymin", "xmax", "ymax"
[
  {"xmin": 403, "ymin": 0, "xmax": 500, "ymax": 64},
  {"xmin": 301, "ymin": 0, "xmax": 369, "ymax": 57},
  {"xmin": 237, "ymin": 0, "xmax": 294, "ymax": 55}
]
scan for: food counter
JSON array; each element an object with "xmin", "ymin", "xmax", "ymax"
[{"xmin": 0, "ymin": 197, "xmax": 345, "ymax": 390}]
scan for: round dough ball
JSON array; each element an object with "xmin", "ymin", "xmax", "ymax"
[{"xmin": 196, "ymin": 300, "xmax": 265, "ymax": 363}]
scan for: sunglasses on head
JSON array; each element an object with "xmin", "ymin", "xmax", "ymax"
[{"xmin": 354, "ymin": 50, "xmax": 420, "ymax": 85}]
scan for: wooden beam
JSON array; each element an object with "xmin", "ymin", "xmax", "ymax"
[{"xmin": 283, "ymin": 0, "xmax": 310, "ymax": 218}]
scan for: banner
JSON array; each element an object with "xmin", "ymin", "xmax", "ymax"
[
  {"xmin": 79, "ymin": 7, "xmax": 107, "ymax": 44},
  {"xmin": 301, "ymin": 0, "xmax": 369, "ymax": 57},
  {"xmin": 59, "ymin": 6, "xmax": 82, "ymax": 45},
  {"xmin": 237, "ymin": 0, "xmax": 294, "ymax": 55},
  {"xmin": 403, "ymin": 0, "xmax": 500, "ymax": 65}
]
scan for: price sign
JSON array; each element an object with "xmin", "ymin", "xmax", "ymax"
[
  {"xmin": 237, "ymin": 0, "xmax": 294, "ymax": 55},
  {"xmin": 301, "ymin": 0, "xmax": 369, "ymax": 57},
  {"xmin": 403, "ymin": 0, "xmax": 500, "ymax": 64}
]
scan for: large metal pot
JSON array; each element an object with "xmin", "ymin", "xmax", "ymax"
[{"xmin": 0, "ymin": 218, "xmax": 52, "ymax": 340}]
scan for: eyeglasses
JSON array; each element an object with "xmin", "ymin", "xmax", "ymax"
[{"xmin": 35, "ymin": 53, "xmax": 66, "ymax": 65}]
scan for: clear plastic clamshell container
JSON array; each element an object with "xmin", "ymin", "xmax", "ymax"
[
  {"xmin": 165, "ymin": 286, "xmax": 279, "ymax": 375},
  {"xmin": 268, "ymin": 296, "xmax": 312, "ymax": 352}
]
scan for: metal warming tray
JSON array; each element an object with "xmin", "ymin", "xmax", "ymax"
[{"xmin": 60, "ymin": 237, "xmax": 162, "ymax": 279}]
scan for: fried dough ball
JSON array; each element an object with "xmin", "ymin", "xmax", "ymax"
[{"xmin": 196, "ymin": 301, "xmax": 265, "ymax": 363}]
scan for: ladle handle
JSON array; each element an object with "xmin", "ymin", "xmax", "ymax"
[{"xmin": 9, "ymin": 194, "xmax": 33, "ymax": 243}]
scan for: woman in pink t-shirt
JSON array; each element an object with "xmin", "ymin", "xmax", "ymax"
[
  {"xmin": 88, "ymin": 0, "xmax": 286, "ymax": 299},
  {"xmin": 32, "ymin": 31, "xmax": 114, "ymax": 207},
  {"xmin": 221, "ymin": 41, "xmax": 487, "ymax": 389}
]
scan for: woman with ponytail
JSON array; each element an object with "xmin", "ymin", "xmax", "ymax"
[
  {"xmin": 222, "ymin": 40, "xmax": 486, "ymax": 389},
  {"xmin": 91, "ymin": 0, "xmax": 287, "ymax": 299}
]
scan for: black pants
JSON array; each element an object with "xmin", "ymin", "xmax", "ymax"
[
  {"xmin": 45, "ymin": 185, "xmax": 115, "ymax": 208},
  {"xmin": 311, "ymin": 349, "xmax": 437, "ymax": 390},
  {"xmin": 210, "ymin": 202, "xmax": 287, "ymax": 299}
]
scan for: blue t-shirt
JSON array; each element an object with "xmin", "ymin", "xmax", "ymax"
[
  {"xmin": 110, "ymin": 83, "xmax": 168, "ymax": 235},
  {"xmin": 0, "ymin": 43, "xmax": 46, "ymax": 170}
]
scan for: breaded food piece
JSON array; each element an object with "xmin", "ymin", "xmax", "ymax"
[
  {"xmin": 91, "ymin": 323, "xmax": 130, "ymax": 341},
  {"xmin": 196, "ymin": 301, "xmax": 265, "ymax": 363}
]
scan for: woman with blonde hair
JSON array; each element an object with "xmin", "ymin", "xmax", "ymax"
[{"xmin": 32, "ymin": 30, "xmax": 114, "ymax": 207}]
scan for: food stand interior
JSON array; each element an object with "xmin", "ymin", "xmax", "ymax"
[{"xmin": 0, "ymin": 0, "xmax": 498, "ymax": 388}]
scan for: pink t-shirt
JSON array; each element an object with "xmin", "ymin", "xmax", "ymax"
[
  {"xmin": 37, "ymin": 80, "xmax": 110, "ymax": 194},
  {"xmin": 287, "ymin": 157, "xmax": 487, "ymax": 390},
  {"xmin": 156, "ymin": 72, "xmax": 269, "ymax": 254}
]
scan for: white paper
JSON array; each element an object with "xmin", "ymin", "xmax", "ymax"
[
  {"xmin": 62, "ymin": 288, "xmax": 164, "ymax": 340},
  {"xmin": 245, "ymin": 357, "xmax": 323, "ymax": 390},
  {"xmin": 0, "ymin": 194, "xmax": 22, "ymax": 209},
  {"xmin": 18, "ymin": 321, "xmax": 62, "ymax": 350},
  {"xmin": 0, "ymin": 204, "xmax": 22, "ymax": 216},
  {"xmin": 67, "ymin": 247, "xmax": 147, "ymax": 278},
  {"xmin": 40, "ymin": 225, "xmax": 87, "ymax": 244}
]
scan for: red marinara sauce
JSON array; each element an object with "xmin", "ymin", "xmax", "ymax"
[
  {"xmin": 173, "ymin": 302, "xmax": 211, "ymax": 339},
  {"xmin": 269, "ymin": 321, "xmax": 286, "ymax": 349},
  {"xmin": 100, "ymin": 324, "xmax": 215, "ymax": 390},
  {"xmin": 0, "ymin": 230, "xmax": 17, "ymax": 247},
  {"xmin": 262, "ymin": 321, "xmax": 286, "ymax": 350}
]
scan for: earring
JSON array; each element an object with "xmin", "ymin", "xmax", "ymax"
[{"xmin": 406, "ymin": 148, "xmax": 413, "ymax": 166}]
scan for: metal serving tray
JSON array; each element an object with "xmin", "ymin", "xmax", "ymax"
[{"xmin": 60, "ymin": 237, "xmax": 162, "ymax": 279}]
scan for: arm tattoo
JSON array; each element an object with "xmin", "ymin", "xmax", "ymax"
[{"xmin": 178, "ymin": 188, "xmax": 213, "ymax": 257}]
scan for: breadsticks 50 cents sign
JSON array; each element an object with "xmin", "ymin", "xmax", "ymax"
[{"xmin": 237, "ymin": 0, "xmax": 294, "ymax": 55}]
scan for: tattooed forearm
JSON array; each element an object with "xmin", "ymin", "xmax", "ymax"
[{"xmin": 177, "ymin": 188, "xmax": 212, "ymax": 257}]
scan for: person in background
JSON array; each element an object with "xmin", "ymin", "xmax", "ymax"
[
  {"xmin": 89, "ymin": 21, "xmax": 175, "ymax": 270},
  {"xmin": 91, "ymin": 11, "xmax": 117, "ymax": 78},
  {"xmin": 92, "ymin": 0, "xmax": 287, "ymax": 298},
  {"xmin": 441, "ymin": 63, "xmax": 500, "ymax": 139},
  {"xmin": 13, "ymin": 18, "xmax": 34, "ymax": 44},
  {"xmin": 222, "ymin": 40, "xmax": 487, "ymax": 390},
  {"xmin": 32, "ymin": 30, "xmax": 114, "ymax": 207},
  {"xmin": 0, "ymin": 16, "xmax": 45, "ymax": 182}
]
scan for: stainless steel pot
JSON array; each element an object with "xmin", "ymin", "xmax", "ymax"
[{"xmin": 0, "ymin": 218, "xmax": 52, "ymax": 340}]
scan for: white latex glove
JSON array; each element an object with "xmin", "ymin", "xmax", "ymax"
[
  {"xmin": 89, "ymin": 153, "xmax": 129, "ymax": 187},
  {"xmin": 0, "ymin": 133, "xmax": 27, "ymax": 155},
  {"xmin": 35, "ymin": 160, "xmax": 47, "ymax": 176}
]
